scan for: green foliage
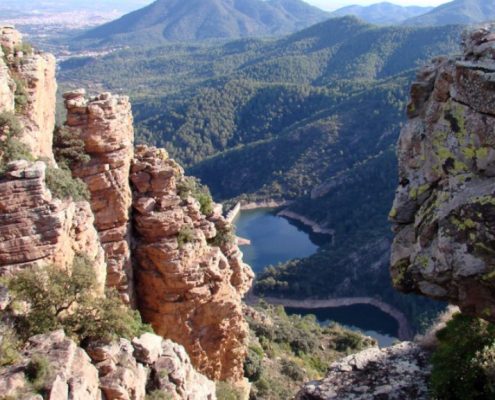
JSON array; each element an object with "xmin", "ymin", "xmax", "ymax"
[
  {"xmin": 208, "ymin": 224, "xmax": 236, "ymax": 248},
  {"xmin": 177, "ymin": 225, "xmax": 195, "ymax": 248},
  {"xmin": 53, "ymin": 125, "xmax": 90, "ymax": 168},
  {"xmin": 45, "ymin": 166, "xmax": 90, "ymax": 201},
  {"xmin": 145, "ymin": 390, "xmax": 173, "ymax": 400},
  {"xmin": 0, "ymin": 111, "xmax": 32, "ymax": 171},
  {"xmin": 430, "ymin": 313, "xmax": 495, "ymax": 400},
  {"xmin": 177, "ymin": 176, "xmax": 214, "ymax": 215},
  {"xmin": 14, "ymin": 42, "xmax": 33, "ymax": 56},
  {"xmin": 7, "ymin": 255, "xmax": 150, "ymax": 344},
  {"xmin": 13, "ymin": 78, "xmax": 28, "ymax": 112},
  {"xmin": 244, "ymin": 346, "xmax": 263, "ymax": 381},
  {"xmin": 216, "ymin": 382, "xmax": 242, "ymax": 400},
  {"xmin": 0, "ymin": 325, "xmax": 20, "ymax": 367},
  {"xmin": 280, "ymin": 358, "xmax": 305, "ymax": 381},
  {"xmin": 25, "ymin": 355, "xmax": 51, "ymax": 394}
]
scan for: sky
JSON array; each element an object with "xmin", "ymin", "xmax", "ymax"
[{"xmin": 307, "ymin": 0, "xmax": 451, "ymax": 11}]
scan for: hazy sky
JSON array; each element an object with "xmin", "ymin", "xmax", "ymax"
[{"xmin": 307, "ymin": 0, "xmax": 451, "ymax": 11}]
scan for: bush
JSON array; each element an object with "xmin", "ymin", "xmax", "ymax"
[
  {"xmin": 0, "ymin": 325, "xmax": 20, "ymax": 367},
  {"xmin": 53, "ymin": 125, "xmax": 90, "ymax": 168},
  {"xmin": 280, "ymin": 359, "xmax": 305, "ymax": 381},
  {"xmin": 216, "ymin": 382, "xmax": 242, "ymax": 400},
  {"xmin": 244, "ymin": 346, "xmax": 264, "ymax": 381},
  {"xmin": 25, "ymin": 354, "xmax": 51, "ymax": 394},
  {"xmin": 177, "ymin": 176, "xmax": 214, "ymax": 216},
  {"xmin": 209, "ymin": 224, "xmax": 236, "ymax": 248},
  {"xmin": 177, "ymin": 225, "xmax": 195, "ymax": 248},
  {"xmin": 13, "ymin": 78, "xmax": 28, "ymax": 112},
  {"xmin": 430, "ymin": 313, "xmax": 495, "ymax": 400},
  {"xmin": 0, "ymin": 111, "xmax": 32, "ymax": 171},
  {"xmin": 145, "ymin": 390, "xmax": 173, "ymax": 400},
  {"xmin": 7, "ymin": 255, "xmax": 150, "ymax": 344},
  {"xmin": 45, "ymin": 166, "xmax": 90, "ymax": 201}
]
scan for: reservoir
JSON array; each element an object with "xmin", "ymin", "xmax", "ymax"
[{"xmin": 235, "ymin": 208, "xmax": 400, "ymax": 347}]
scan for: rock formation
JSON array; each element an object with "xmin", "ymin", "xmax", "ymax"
[
  {"xmin": 0, "ymin": 26, "xmax": 56, "ymax": 161},
  {"xmin": 296, "ymin": 342, "xmax": 430, "ymax": 400},
  {"xmin": 131, "ymin": 145, "xmax": 253, "ymax": 383},
  {"xmin": 64, "ymin": 90, "xmax": 135, "ymax": 305},
  {"xmin": 0, "ymin": 330, "xmax": 216, "ymax": 400},
  {"xmin": 390, "ymin": 24, "xmax": 495, "ymax": 321},
  {"xmin": 0, "ymin": 160, "xmax": 106, "ymax": 291}
]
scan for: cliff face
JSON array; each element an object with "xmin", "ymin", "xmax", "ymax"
[
  {"xmin": 0, "ymin": 161, "xmax": 106, "ymax": 291},
  {"xmin": 390, "ymin": 25, "xmax": 495, "ymax": 320},
  {"xmin": 131, "ymin": 145, "xmax": 253, "ymax": 382},
  {"xmin": 1, "ymin": 26, "xmax": 57, "ymax": 161},
  {"xmin": 65, "ymin": 90, "xmax": 135, "ymax": 305}
]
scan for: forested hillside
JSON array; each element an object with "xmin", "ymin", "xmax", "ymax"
[{"xmin": 59, "ymin": 17, "xmax": 463, "ymax": 327}]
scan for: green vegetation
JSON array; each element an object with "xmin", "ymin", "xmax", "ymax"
[
  {"xmin": 0, "ymin": 325, "xmax": 20, "ymax": 367},
  {"xmin": 145, "ymin": 391, "xmax": 173, "ymax": 400},
  {"xmin": 6, "ymin": 255, "xmax": 150, "ymax": 344},
  {"xmin": 13, "ymin": 77, "xmax": 28, "ymax": 112},
  {"xmin": 25, "ymin": 355, "xmax": 51, "ymax": 394},
  {"xmin": 45, "ymin": 166, "xmax": 90, "ymax": 201},
  {"xmin": 177, "ymin": 225, "xmax": 196, "ymax": 248},
  {"xmin": 216, "ymin": 382, "xmax": 243, "ymax": 400},
  {"xmin": 177, "ymin": 176, "xmax": 214, "ymax": 215},
  {"xmin": 53, "ymin": 125, "xmax": 90, "ymax": 168},
  {"xmin": 246, "ymin": 302, "xmax": 375, "ymax": 399},
  {"xmin": 0, "ymin": 111, "xmax": 32, "ymax": 171},
  {"xmin": 430, "ymin": 313, "xmax": 495, "ymax": 400}
]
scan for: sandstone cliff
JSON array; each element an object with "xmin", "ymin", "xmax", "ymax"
[
  {"xmin": 389, "ymin": 25, "xmax": 495, "ymax": 321},
  {"xmin": 1, "ymin": 27, "xmax": 56, "ymax": 162},
  {"xmin": 131, "ymin": 145, "xmax": 253, "ymax": 382},
  {"xmin": 0, "ymin": 160, "xmax": 106, "ymax": 291},
  {"xmin": 64, "ymin": 90, "xmax": 135, "ymax": 305}
]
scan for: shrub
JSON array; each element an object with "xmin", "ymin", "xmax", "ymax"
[
  {"xmin": 145, "ymin": 390, "xmax": 173, "ymax": 400},
  {"xmin": 334, "ymin": 330, "xmax": 368, "ymax": 353},
  {"xmin": 7, "ymin": 255, "xmax": 150, "ymax": 344},
  {"xmin": 280, "ymin": 359, "xmax": 305, "ymax": 381},
  {"xmin": 53, "ymin": 125, "xmax": 90, "ymax": 168},
  {"xmin": 209, "ymin": 225, "xmax": 236, "ymax": 248},
  {"xmin": 0, "ymin": 111, "xmax": 32, "ymax": 171},
  {"xmin": 429, "ymin": 313, "xmax": 495, "ymax": 400},
  {"xmin": 13, "ymin": 78, "xmax": 28, "ymax": 112},
  {"xmin": 0, "ymin": 325, "xmax": 20, "ymax": 367},
  {"xmin": 177, "ymin": 225, "xmax": 195, "ymax": 248},
  {"xmin": 25, "ymin": 354, "xmax": 51, "ymax": 394},
  {"xmin": 14, "ymin": 42, "xmax": 33, "ymax": 56},
  {"xmin": 177, "ymin": 176, "xmax": 214, "ymax": 216},
  {"xmin": 216, "ymin": 382, "xmax": 242, "ymax": 400},
  {"xmin": 45, "ymin": 166, "xmax": 90, "ymax": 201},
  {"xmin": 244, "ymin": 346, "xmax": 264, "ymax": 381}
]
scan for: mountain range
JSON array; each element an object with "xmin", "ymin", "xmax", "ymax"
[
  {"xmin": 330, "ymin": 2, "xmax": 433, "ymax": 25},
  {"xmin": 78, "ymin": 0, "xmax": 330, "ymax": 46},
  {"xmin": 403, "ymin": 0, "xmax": 495, "ymax": 26}
]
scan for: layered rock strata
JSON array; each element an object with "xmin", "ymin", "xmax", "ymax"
[
  {"xmin": 296, "ymin": 342, "xmax": 430, "ymax": 400},
  {"xmin": 0, "ymin": 160, "xmax": 106, "ymax": 290},
  {"xmin": 64, "ymin": 90, "xmax": 135, "ymax": 304},
  {"xmin": 0, "ymin": 330, "xmax": 216, "ymax": 400},
  {"xmin": 131, "ymin": 145, "xmax": 253, "ymax": 382},
  {"xmin": 390, "ymin": 24, "xmax": 495, "ymax": 321}
]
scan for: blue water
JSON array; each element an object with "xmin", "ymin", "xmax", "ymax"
[
  {"xmin": 234, "ymin": 208, "xmax": 324, "ymax": 273},
  {"xmin": 234, "ymin": 208, "xmax": 399, "ymax": 347}
]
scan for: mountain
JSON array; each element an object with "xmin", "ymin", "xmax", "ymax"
[
  {"xmin": 330, "ymin": 2, "xmax": 433, "ymax": 25},
  {"xmin": 403, "ymin": 0, "xmax": 495, "ymax": 26},
  {"xmin": 78, "ymin": 0, "xmax": 330, "ymax": 46}
]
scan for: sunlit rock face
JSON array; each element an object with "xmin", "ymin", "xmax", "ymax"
[
  {"xmin": 390, "ymin": 24, "xmax": 495, "ymax": 321},
  {"xmin": 131, "ymin": 145, "xmax": 253, "ymax": 383},
  {"xmin": 64, "ymin": 90, "xmax": 135, "ymax": 305}
]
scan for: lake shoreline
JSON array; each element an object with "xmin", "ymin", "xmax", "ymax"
[
  {"xmin": 276, "ymin": 209, "xmax": 334, "ymax": 236},
  {"xmin": 246, "ymin": 294, "xmax": 413, "ymax": 341}
]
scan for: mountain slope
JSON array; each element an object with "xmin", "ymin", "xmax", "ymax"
[
  {"xmin": 330, "ymin": 2, "xmax": 433, "ymax": 25},
  {"xmin": 403, "ymin": 0, "xmax": 495, "ymax": 26},
  {"xmin": 78, "ymin": 0, "xmax": 329, "ymax": 46}
]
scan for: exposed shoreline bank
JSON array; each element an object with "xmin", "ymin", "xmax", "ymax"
[
  {"xmin": 276, "ymin": 209, "xmax": 334, "ymax": 236},
  {"xmin": 246, "ymin": 294, "xmax": 413, "ymax": 341}
]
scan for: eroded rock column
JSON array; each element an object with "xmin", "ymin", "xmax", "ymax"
[
  {"xmin": 131, "ymin": 145, "xmax": 253, "ymax": 383},
  {"xmin": 64, "ymin": 90, "xmax": 135, "ymax": 304}
]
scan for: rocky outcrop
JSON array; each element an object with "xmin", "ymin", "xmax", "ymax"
[
  {"xmin": 0, "ymin": 161, "xmax": 106, "ymax": 290},
  {"xmin": 390, "ymin": 24, "xmax": 495, "ymax": 321},
  {"xmin": 0, "ymin": 330, "xmax": 216, "ymax": 400},
  {"xmin": 0, "ymin": 26, "xmax": 56, "ymax": 161},
  {"xmin": 296, "ymin": 342, "xmax": 430, "ymax": 400},
  {"xmin": 65, "ymin": 90, "xmax": 135, "ymax": 305},
  {"xmin": 131, "ymin": 145, "xmax": 253, "ymax": 383}
]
